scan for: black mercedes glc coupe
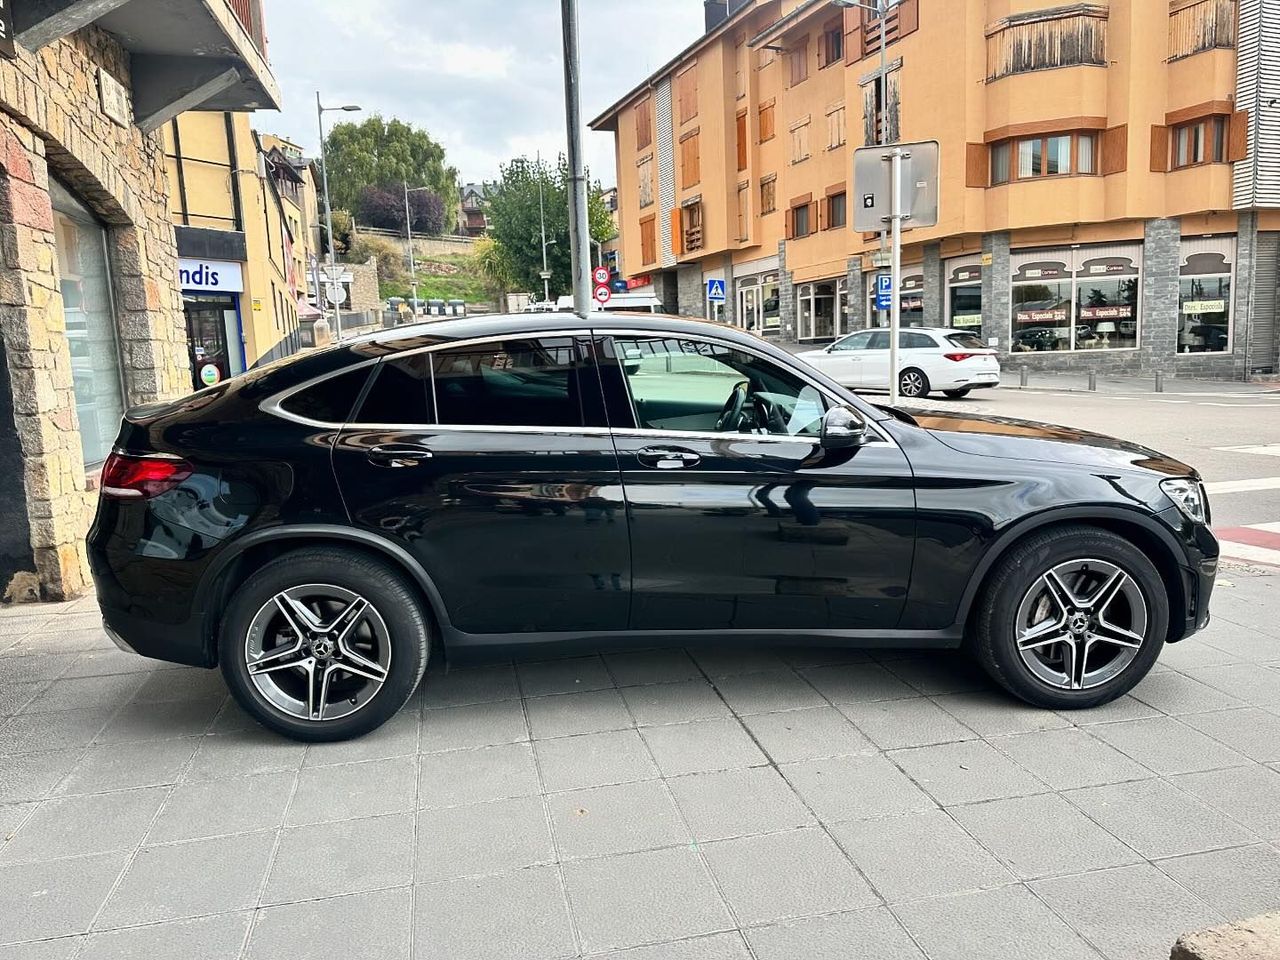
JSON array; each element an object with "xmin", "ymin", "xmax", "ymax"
[{"xmin": 89, "ymin": 314, "xmax": 1218, "ymax": 741}]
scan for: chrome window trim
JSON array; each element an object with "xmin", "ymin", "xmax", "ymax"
[{"xmin": 260, "ymin": 328, "xmax": 894, "ymax": 447}]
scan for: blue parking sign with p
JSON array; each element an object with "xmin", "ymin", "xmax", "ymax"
[
  {"xmin": 706, "ymin": 279, "xmax": 726, "ymax": 302},
  {"xmin": 875, "ymin": 274, "xmax": 893, "ymax": 310}
]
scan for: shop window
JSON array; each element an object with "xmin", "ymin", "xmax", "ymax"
[
  {"xmin": 759, "ymin": 101, "xmax": 776, "ymax": 143},
  {"xmin": 1011, "ymin": 253, "xmax": 1140, "ymax": 353},
  {"xmin": 738, "ymin": 275, "xmax": 782, "ymax": 333},
  {"xmin": 1179, "ymin": 250, "xmax": 1233, "ymax": 353},
  {"xmin": 992, "ymin": 131, "xmax": 1097, "ymax": 183},
  {"xmin": 638, "ymin": 156, "xmax": 654, "ymax": 208},
  {"xmin": 947, "ymin": 261, "xmax": 985, "ymax": 336},
  {"xmin": 826, "ymin": 192, "xmax": 847, "ymax": 229},
  {"xmin": 640, "ymin": 216, "xmax": 657, "ymax": 266},
  {"xmin": 760, "ymin": 175, "xmax": 777, "ymax": 215},
  {"xmin": 682, "ymin": 202, "xmax": 704, "ymax": 253},
  {"xmin": 1172, "ymin": 116, "xmax": 1226, "ymax": 168},
  {"xmin": 790, "ymin": 117, "xmax": 811, "ymax": 164},
  {"xmin": 789, "ymin": 38, "xmax": 809, "ymax": 86},
  {"xmin": 827, "ymin": 103, "xmax": 847, "ymax": 149},
  {"xmin": 635, "ymin": 98, "xmax": 653, "ymax": 151},
  {"xmin": 797, "ymin": 281, "xmax": 838, "ymax": 340},
  {"xmin": 52, "ymin": 179, "xmax": 125, "ymax": 469}
]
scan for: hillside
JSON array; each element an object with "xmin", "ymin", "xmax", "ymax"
[{"xmin": 378, "ymin": 253, "xmax": 490, "ymax": 305}]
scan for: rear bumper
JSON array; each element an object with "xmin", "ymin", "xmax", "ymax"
[{"xmin": 99, "ymin": 603, "xmax": 213, "ymax": 668}]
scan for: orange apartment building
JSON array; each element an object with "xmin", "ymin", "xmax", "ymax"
[{"xmin": 590, "ymin": 0, "xmax": 1280, "ymax": 378}]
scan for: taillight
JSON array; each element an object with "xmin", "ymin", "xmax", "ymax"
[
  {"xmin": 943, "ymin": 352, "xmax": 977, "ymax": 362},
  {"xmin": 101, "ymin": 452, "xmax": 192, "ymax": 499}
]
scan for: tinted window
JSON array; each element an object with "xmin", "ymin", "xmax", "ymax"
[
  {"xmin": 432, "ymin": 338, "xmax": 591, "ymax": 428},
  {"xmin": 357, "ymin": 355, "xmax": 432, "ymax": 424},
  {"xmin": 867, "ymin": 331, "xmax": 890, "ymax": 350},
  {"xmin": 902, "ymin": 332, "xmax": 936, "ymax": 349},
  {"xmin": 831, "ymin": 331, "xmax": 874, "ymax": 352},
  {"xmin": 614, "ymin": 337, "xmax": 826, "ymax": 437},
  {"xmin": 281, "ymin": 367, "xmax": 373, "ymax": 423},
  {"xmin": 947, "ymin": 333, "xmax": 988, "ymax": 350}
]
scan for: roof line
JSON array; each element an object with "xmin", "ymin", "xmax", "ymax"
[
  {"xmin": 588, "ymin": 0, "xmax": 768, "ymax": 130},
  {"xmin": 747, "ymin": 0, "xmax": 827, "ymax": 47}
]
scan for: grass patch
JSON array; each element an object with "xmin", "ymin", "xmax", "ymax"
[{"xmin": 379, "ymin": 253, "xmax": 489, "ymax": 304}]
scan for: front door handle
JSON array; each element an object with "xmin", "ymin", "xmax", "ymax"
[
  {"xmin": 636, "ymin": 446, "xmax": 701, "ymax": 470},
  {"xmin": 367, "ymin": 444, "xmax": 433, "ymax": 468}
]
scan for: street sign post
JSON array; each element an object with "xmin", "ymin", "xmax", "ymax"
[
  {"xmin": 875, "ymin": 274, "xmax": 892, "ymax": 311},
  {"xmin": 853, "ymin": 140, "xmax": 941, "ymax": 404},
  {"xmin": 706, "ymin": 279, "xmax": 726, "ymax": 302},
  {"xmin": 593, "ymin": 266, "xmax": 610, "ymax": 286},
  {"xmin": 325, "ymin": 283, "xmax": 347, "ymax": 307},
  {"xmin": 593, "ymin": 284, "xmax": 612, "ymax": 306}
]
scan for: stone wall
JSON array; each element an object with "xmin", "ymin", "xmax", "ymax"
[
  {"xmin": 777, "ymin": 240, "xmax": 795, "ymax": 340},
  {"xmin": 0, "ymin": 28, "xmax": 187, "ymax": 601},
  {"xmin": 676, "ymin": 263, "xmax": 703, "ymax": 317},
  {"xmin": 922, "ymin": 242, "xmax": 944, "ymax": 327},
  {"xmin": 347, "ymin": 257, "xmax": 381, "ymax": 312}
]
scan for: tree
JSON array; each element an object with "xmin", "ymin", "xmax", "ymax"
[
  {"xmin": 356, "ymin": 184, "xmax": 446, "ymax": 235},
  {"xmin": 323, "ymin": 116, "xmax": 459, "ymax": 231},
  {"xmin": 471, "ymin": 235, "xmax": 516, "ymax": 302},
  {"xmin": 484, "ymin": 155, "xmax": 617, "ymax": 299}
]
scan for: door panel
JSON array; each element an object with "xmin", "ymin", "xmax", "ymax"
[
  {"xmin": 604, "ymin": 336, "xmax": 916, "ymax": 632},
  {"xmin": 331, "ymin": 337, "xmax": 629, "ymax": 637}
]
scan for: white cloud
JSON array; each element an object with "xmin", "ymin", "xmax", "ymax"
[{"xmin": 258, "ymin": 0, "xmax": 704, "ymax": 187}]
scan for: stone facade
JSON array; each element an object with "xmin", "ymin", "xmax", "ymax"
[
  {"xmin": 0, "ymin": 28, "xmax": 188, "ymax": 601},
  {"xmin": 676, "ymin": 262, "xmax": 703, "ymax": 317},
  {"xmin": 346, "ymin": 257, "xmax": 382, "ymax": 313},
  {"xmin": 776, "ymin": 240, "xmax": 795, "ymax": 340},
  {"xmin": 922, "ymin": 242, "xmax": 944, "ymax": 327}
]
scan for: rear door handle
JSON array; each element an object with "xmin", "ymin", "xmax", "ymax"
[
  {"xmin": 636, "ymin": 446, "xmax": 701, "ymax": 470},
  {"xmin": 367, "ymin": 444, "xmax": 433, "ymax": 468}
]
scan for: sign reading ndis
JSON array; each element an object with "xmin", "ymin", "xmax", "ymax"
[{"xmin": 178, "ymin": 259, "xmax": 245, "ymax": 294}]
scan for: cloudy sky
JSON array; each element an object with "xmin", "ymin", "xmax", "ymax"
[{"xmin": 260, "ymin": 0, "xmax": 706, "ymax": 188}]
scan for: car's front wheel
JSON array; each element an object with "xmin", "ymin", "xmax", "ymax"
[
  {"xmin": 219, "ymin": 547, "xmax": 430, "ymax": 741},
  {"xmin": 972, "ymin": 525, "xmax": 1168, "ymax": 709}
]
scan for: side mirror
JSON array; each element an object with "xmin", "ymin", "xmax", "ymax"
[{"xmin": 821, "ymin": 405, "xmax": 868, "ymax": 450}]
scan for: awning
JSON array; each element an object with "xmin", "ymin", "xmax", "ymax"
[
  {"xmin": 15, "ymin": 0, "xmax": 280, "ymax": 132},
  {"xmin": 297, "ymin": 296, "xmax": 324, "ymax": 322}
]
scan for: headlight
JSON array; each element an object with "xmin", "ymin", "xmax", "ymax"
[{"xmin": 1161, "ymin": 478, "xmax": 1208, "ymax": 524}]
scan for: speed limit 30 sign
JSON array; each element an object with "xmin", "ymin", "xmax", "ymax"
[{"xmin": 593, "ymin": 266, "xmax": 610, "ymax": 285}]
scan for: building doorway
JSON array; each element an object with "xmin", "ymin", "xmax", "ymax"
[{"xmin": 183, "ymin": 294, "xmax": 244, "ymax": 390}]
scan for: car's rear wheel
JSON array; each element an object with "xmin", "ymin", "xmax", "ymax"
[
  {"xmin": 972, "ymin": 526, "xmax": 1167, "ymax": 709},
  {"xmin": 943, "ymin": 388, "xmax": 972, "ymax": 399},
  {"xmin": 219, "ymin": 547, "xmax": 429, "ymax": 741},
  {"xmin": 899, "ymin": 368, "xmax": 930, "ymax": 398}
]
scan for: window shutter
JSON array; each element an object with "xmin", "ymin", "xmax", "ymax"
[
  {"xmin": 736, "ymin": 113, "xmax": 748, "ymax": 171},
  {"xmin": 817, "ymin": 199, "xmax": 826, "ymax": 231},
  {"xmin": 844, "ymin": 8, "xmax": 860, "ymax": 64},
  {"xmin": 1100, "ymin": 124, "xmax": 1128, "ymax": 175},
  {"xmin": 965, "ymin": 143, "xmax": 989, "ymax": 188},
  {"xmin": 897, "ymin": 0, "xmax": 919, "ymax": 37},
  {"xmin": 1228, "ymin": 110, "xmax": 1249, "ymax": 162},
  {"xmin": 785, "ymin": 207, "xmax": 795, "ymax": 240},
  {"xmin": 1150, "ymin": 125, "xmax": 1170, "ymax": 172},
  {"xmin": 670, "ymin": 213, "xmax": 682, "ymax": 257},
  {"xmin": 808, "ymin": 201, "xmax": 819, "ymax": 234}
]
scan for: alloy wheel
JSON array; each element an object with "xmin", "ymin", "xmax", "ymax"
[
  {"xmin": 900, "ymin": 371, "xmax": 926, "ymax": 397},
  {"xmin": 1014, "ymin": 558, "xmax": 1148, "ymax": 691},
  {"xmin": 244, "ymin": 584, "xmax": 392, "ymax": 722}
]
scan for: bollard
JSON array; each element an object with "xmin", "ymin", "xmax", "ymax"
[
  {"xmin": 1019, "ymin": 367, "xmax": 1029, "ymax": 387},
  {"xmin": 1088, "ymin": 371, "xmax": 1097, "ymax": 392},
  {"xmin": 1155, "ymin": 370, "xmax": 1165, "ymax": 393}
]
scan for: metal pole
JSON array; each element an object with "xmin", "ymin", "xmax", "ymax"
[
  {"xmin": 403, "ymin": 181, "xmax": 419, "ymax": 312},
  {"xmin": 538, "ymin": 151, "xmax": 550, "ymax": 304},
  {"xmin": 560, "ymin": 0, "xmax": 592, "ymax": 318},
  {"xmin": 316, "ymin": 92, "xmax": 342, "ymax": 339},
  {"xmin": 889, "ymin": 145, "xmax": 903, "ymax": 405},
  {"xmin": 876, "ymin": 1, "xmax": 888, "ymax": 329}
]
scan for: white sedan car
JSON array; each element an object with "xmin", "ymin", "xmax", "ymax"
[{"xmin": 798, "ymin": 328, "xmax": 1001, "ymax": 399}]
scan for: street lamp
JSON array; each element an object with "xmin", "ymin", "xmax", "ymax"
[
  {"xmin": 541, "ymin": 238, "xmax": 558, "ymax": 304},
  {"xmin": 403, "ymin": 183, "xmax": 433, "ymax": 314},
  {"xmin": 316, "ymin": 94, "xmax": 361, "ymax": 339}
]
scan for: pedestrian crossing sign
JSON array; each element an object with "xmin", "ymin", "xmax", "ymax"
[{"xmin": 706, "ymin": 279, "xmax": 726, "ymax": 302}]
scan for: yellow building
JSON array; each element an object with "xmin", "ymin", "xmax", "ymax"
[
  {"xmin": 591, "ymin": 0, "xmax": 1279, "ymax": 378},
  {"xmin": 163, "ymin": 114, "xmax": 322, "ymax": 390}
]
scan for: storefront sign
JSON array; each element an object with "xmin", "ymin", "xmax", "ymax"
[
  {"xmin": 179, "ymin": 259, "xmax": 244, "ymax": 294},
  {"xmin": 199, "ymin": 363, "xmax": 222, "ymax": 387},
  {"xmin": 627, "ymin": 275, "xmax": 652, "ymax": 290},
  {"xmin": 0, "ymin": 0, "xmax": 16, "ymax": 60},
  {"xmin": 980, "ymin": 253, "xmax": 993, "ymax": 267},
  {"xmin": 97, "ymin": 68, "xmax": 130, "ymax": 127},
  {"xmin": 1079, "ymin": 306, "xmax": 1134, "ymax": 320},
  {"xmin": 952, "ymin": 314, "xmax": 983, "ymax": 328},
  {"xmin": 1017, "ymin": 309, "xmax": 1069, "ymax": 324},
  {"xmin": 1183, "ymin": 299, "xmax": 1226, "ymax": 315},
  {"xmin": 951, "ymin": 266, "xmax": 982, "ymax": 284}
]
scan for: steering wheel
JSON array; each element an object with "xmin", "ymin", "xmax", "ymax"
[
  {"xmin": 753, "ymin": 394, "xmax": 788, "ymax": 434},
  {"xmin": 716, "ymin": 381, "xmax": 750, "ymax": 431}
]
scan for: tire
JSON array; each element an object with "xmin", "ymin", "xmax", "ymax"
[
  {"xmin": 971, "ymin": 525, "xmax": 1168, "ymax": 710},
  {"xmin": 943, "ymin": 388, "xmax": 972, "ymax": 399},
  {"xmin": 219, "ymin": 547, "xmax": 430, "ymax": 742},
  {"xmin": 899, "ymin": 368, "xmax": 930, "ymax": 399}
]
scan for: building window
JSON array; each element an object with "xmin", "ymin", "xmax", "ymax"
[
  {"xmin": 821, "ymin": 21, "xmax": 844, "ymax": 67},
  {"xmin": 1169, "ymin": 0, "xmax": 1236, "ymax": 61},
  {"xmin": 791, "ymin": 201, "xmax": 813, "ymax": 238},
  {"xmin": 993, "ymin": 131, "xmax": 1098, "ymax": 183},
  {"xmin": 680, "ymin": 131, "xmax": 701, "ymax": 188},
  {"xmin": 736, "ymin": 183, "xmax": 749, "ymax": 241},
  {"xmin": 826, "ymin": 192, "xmax": 847, "ymax": 229},
  {"xmin": 986, "ymin": 6, "xmax": 1107, "ymax": 81},
  {"xmin": 640, "ymin": 216, "xmax": 656, "ymax": 265},
  {"xmin": 798, "ymin": 281, "xmax": 838, "ymax": 340},
  {"xmin": 760, "ymin": 175, "xmax": 777, "ymax": 215},
  {"xmin": 52, "ymin": 179, "xmax": 125, "ymax": 468},
  {"xmin": 677, "ymin": 67, "xmax": 698, "ymax": 124},
  {"xmin": 1179, "ymin": 246, "xmax": 1234, "ymax": 353},
  {"xmin": 637, "ymin": 155, "xmax": 654, "ymax": 208},
  {"xmin": 738, "ymin": 274, "xmax": 782, "ymax": 333},
  {"xmin": 759, "ymin": 100, "xmax": 776, "ymax": 142},
  {"xmin": 635, "ymin": 98, "xmax": 652, "ymax": 150},
  {"xmin": 946, "ymin": 260, "xmax": 985, "ymax": 337},
  {"xmin": 1011, "ymin": 251, "xmax": 1140, "ymax": 353},
  {"xmin": 682, "ymin": 202, "xmax": 704, "ymax": 253},
  {"xmin": 858, "ymin": 0, "xmax": 920, "ymax": 57},
  {"xmin": 1173, "ymin": 115, "xmax": 1227, "ymax": 168},
  {"xmin": 789, "ymin": 38, "xmax": 809, "ymax": 86},
  {"xmin": 827, "ymin": 103, "xmax": 846, "ymax": 149},
  {"xmin": 790, "ymin": 117, "xmax": 811, "ymax": 164}
]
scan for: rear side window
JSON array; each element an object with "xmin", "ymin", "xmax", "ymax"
[
  {"xmin": 280, "ymin": 367, "xmax": 372, "ymax": 423},
  {"xmin": 432, "ymin": 337, "xmax": 595, "ymax": 428},
  {"xmin": 901, "ymin": 332, "xmax": 935, "ymax": 349},
  {"xmin": 947, "ymin": 333, "xmax": 988, "ymax": 350},
  {"xmin": 357, "ymin": 355, "xmax": 432, "ymax": 424}
]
